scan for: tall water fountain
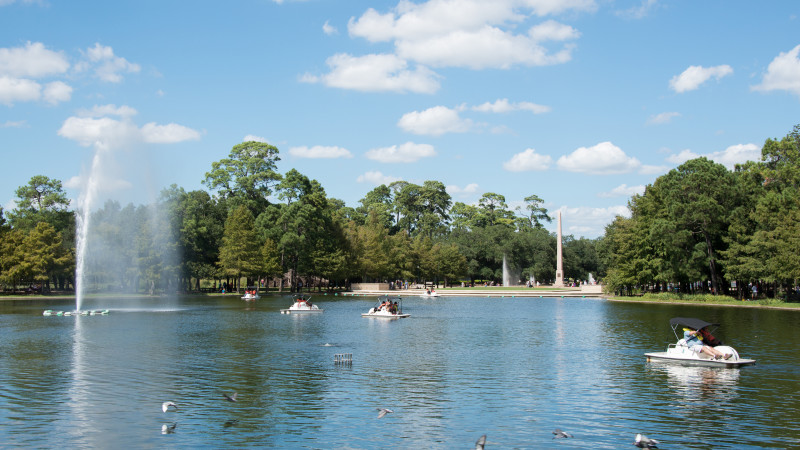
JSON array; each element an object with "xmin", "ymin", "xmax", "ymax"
[{"xmin": 74, "ymin": 149, "xmax": 104, "ymax": 312}]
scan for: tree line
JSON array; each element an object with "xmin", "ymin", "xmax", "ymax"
[
  {"xmin": 0, "ymin": 141, "xmax": 600, "ymax": 295},
  {"xmin": 598, "ymin": 124, "xmax": 800, "ymax": 300}
]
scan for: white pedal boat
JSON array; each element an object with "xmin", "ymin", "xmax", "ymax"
[
  {"xmin": 241, "ymin": 287, "xmax": 261, "ymax": 301},
  {"xmin": 644, "ymin": 317, "xmax": 755, "ymax": 368},
  {"xmin": 281, "ymin": 294, "xmax": 322, "ymax": 314},
  {"xmin": 362, "ymin": 296, "xmax": 409, "ymax": 319}
]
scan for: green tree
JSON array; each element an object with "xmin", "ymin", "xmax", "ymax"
[
  {"xmin": 203, "ymin": 141, "xmax": 282, "ymax": 212},
  {"xmin": 218, "ymin": 205, "xmax": 263, "ymax": 292}
]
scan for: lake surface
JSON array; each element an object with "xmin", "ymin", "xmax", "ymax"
[{"xmin": 0, "ymin": 294, "xmax": 798, "ymax": 449}]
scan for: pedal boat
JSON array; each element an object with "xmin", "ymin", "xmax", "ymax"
[
  {"xmin": 644, "ymin": 317, "xmax": 755, "ymax": 368},
  {"xmin": 280, "ymin": 294, "xmax": 322, "ymax": 314}
]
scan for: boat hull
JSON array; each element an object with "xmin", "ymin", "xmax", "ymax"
[
  {"xmin": 281, "ymin": 309, "xmax": 323, "ymax": 314},
  {"xmin": 361, "ymin": 313, "xmax": 410, "ymax": 319},
  {"xmin": 645, "ymin": 352, "xmax": 756, "ymax": 368}
]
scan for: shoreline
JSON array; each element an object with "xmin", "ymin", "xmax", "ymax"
[{"xmin": 4, "ymin": 289, "xmax": 799, "ymax": 311}]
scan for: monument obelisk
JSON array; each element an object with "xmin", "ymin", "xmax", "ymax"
[{"xmin": 554, "ymin": 211, "xmax": 564, "ymax": 287}]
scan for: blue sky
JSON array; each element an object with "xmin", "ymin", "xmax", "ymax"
[{"xmin": 1, "ymin": 0, "xmax": 798, "ymax": 238}]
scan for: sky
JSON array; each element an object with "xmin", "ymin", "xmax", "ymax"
[{"xmin": 1, "ymin": 0, "xmax": 799, "ymax": 239}]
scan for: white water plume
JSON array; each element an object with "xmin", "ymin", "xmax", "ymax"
[{"xmin": 75, "ymin": 149, "xmax": 105, "ymax": 311}]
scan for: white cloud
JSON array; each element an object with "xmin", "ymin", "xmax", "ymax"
[
  {"xmin": 554, "ymin": 204, "xmax": 631, "ymax": 238},
  {"xmin": 141, "ymin": 122, "xmax": 202, "ymax": 144},
  {"xmin": 598, "ymin": 184, "xmax": 645, "ymax": 198},
  {"xmin": 0, "ymin": 41, "xmax": 69, "ymax": 78},
  {"xmin": 666, "ymin": 143, "xmax": 761, "ymax": 169},
  {"xmin": 356, "ymin": 170, "xmax": 402, "ymax": 185},
  {"xmin": 1, "ymin": 120, "xmax": 26, "ymax": 128},
  {"xmin": 365, "ymin": 141, "xmax": 436, "ymax": 163},
  {"xmin": 300, "ymin": 53, "xmax": 440, "ymax": 94},
  {"xmin": 395, "ymin": 24, "xmax": 577, "ymax": 69},
  {"xmin": 616, "ymin": 0, "xmax": 659, "ymax": 19},
  {"xmin": 0, "ymin": 76, "xmax": 40, "ymax": 105},
  {"xmin": 503, "ymin": 148, "xmax": 553, "ymax": 171},
  {"xmin": 557, "ymin": 141, "xmax": 641, "ymax": 174},
  {"xmin": 447, "ymin": 183, "xmax": 479, "ymax": 196},
  {"xmin": 752, "ymin": 44, "xmax": 800, "ymax": 98},
  {"xmin": 58, "ymin": 105, "xmax": 201, "ymax": 150},
  {"xmin": 397, "ymin": 106, "xmax": 472, "ymax": 135},
  {"xmin": 243, "ymin": 134, "xmax": 269, "ymax": 143},
  {"xmin": 289, "ymin": 145, "xmax": 354, "ymax": 159},
  {"xmin": 647, "ymin": 111, "xmax": 680, "ymax": 125},
  {"xmin": 472, "ymin": 98, "xmax": 550, "ymax": 114},
  {"xmin": 669, "ymin": 64, "xmax": 733, "ymax": 93},
  {"xmin": 323, "ymin": 20, "xmax": 338, "ymax": 35},
  {"xmin": 82, "ymin": 43, "xmax": 140, "ymax": 83},
  {"xmin": 347, "ymin": 2, "xmax": 585, "ymax": 70},
  {"xmin": 42, "ymin": 81, "xmax": 72, "ymax": 104}
]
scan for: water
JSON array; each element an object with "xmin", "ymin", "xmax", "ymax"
[{"xmin": 0, "ymin": 296, "xmax": 798, "ymax": 448}]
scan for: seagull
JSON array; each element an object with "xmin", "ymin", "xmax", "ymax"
[
  {"xmin": 161, "ymin": 422, "xmax": 177, "ymax": 434},
  {"xmin": 377, "ymin": 408, "xmax": 393, "ymax": 419},
  {"xmin": 224, "ymin": 419, "xmax": 239, "ymax": 428},
  {"xmin": 475, "ymin": 434, "xmax": 487, "ymax": 450},
  {"xmin": 633, "ymin": 433, "xmax": 659, "ymax": 448},
  {"xmin": 223, "ymin": 392, "xmax": 238, "ymax": 402},
  {"xmin": 553, "ymin": 428, "xmax": 573, "ymax": 439},
  {"xmin": 162, "ymin": 401, "xmax": 178, "ymax": 413}
]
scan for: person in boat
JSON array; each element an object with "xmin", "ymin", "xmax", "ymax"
[
  {"xmin": 389, "ymin": 302, "xmax": 398, "ymax": 314},
  {"xmin": 684, "ymin": 327, "xmax": 731, "ymax": 360}
]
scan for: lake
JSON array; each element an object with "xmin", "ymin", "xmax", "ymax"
[{"xmin": 0, "ymin": 294, "xmax": 797, "ymax": 448}]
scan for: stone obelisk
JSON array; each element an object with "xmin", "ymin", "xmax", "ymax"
[{"xmin": 554, "ymin": 211, "xmax": 564, "ymax": 287}]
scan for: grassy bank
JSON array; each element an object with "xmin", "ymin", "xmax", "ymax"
[{"xmin": 608, "ymin": 292, "xmax": 800, "ymax": 309}]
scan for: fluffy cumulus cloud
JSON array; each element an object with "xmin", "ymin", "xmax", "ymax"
[
  {"xmin": 78, "ymin": 43, "xmax": 141, "ymax": 83},
  {"xmin": 669, "ymin": 64, "xmax": 733, "ymax": 93},
  {"xmin": 0, "ymin": 41, "xmax": 69, "ymax": 78},
  {"xmin": 365, "ymin": 141, "xmax": 436, "ymax": 162},
  {"xmin": 666, "ymin": 143, "xmax": 761, "ymax": 169},
  {"xmin": 310, "ymin": 0, "xmax": 591, "ymax": 92},
  {"xmin": 503, "ymin": 148, "xmax": 553, "ymax": 172},
  {"xmin": 598, "ymin": 183, "xmax": 646, "ymax": 198},
  {"xmin": 557, "ymin": 141, "xmax": 641, "ymax": 174},
  {"xmin": 397, "ymin": 106, "xmax": 473, "ymax": 135},
  {"xmin": 0, "ymin": 41, "xmax": 139, "ymax": 106},
  {"xmin": 58, "ymin": 104, "xmax": 200, "ymax": 150},
  {"xmin": 0, "ymin": 42, "xmax": 73, "ymax": 106},
  {"xmin": 472, "ymin": 98, "xmax": 550, "ymax": 114},
  {"xmin": 752, "ymin": 44, "xmax": 800, "ymax": 98},
  {"xmin": 348, "ymin": 1, "xmax": 584, "ymax": 69},
  {"xmin": 300, "ymin": 53, "xmax": 440, "ymax": 94},
  {"xmin": 356, "ymin": 170, "xmax": 403, "ymax": 185},
  {"xmin": 289, "ymin": 145, "xmax": 354, "ymax": 158}
]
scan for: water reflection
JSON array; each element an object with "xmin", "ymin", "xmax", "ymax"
[{"xmin": 647, "ymin": 363, "xmax": 740, "ymax": 402}]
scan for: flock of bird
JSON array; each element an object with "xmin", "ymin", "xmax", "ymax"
[{"xmin": 161, "ymin": 396, "xmax": 661, "ymax": 447}]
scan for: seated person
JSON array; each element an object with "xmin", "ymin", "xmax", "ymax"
[{"xmin": 684, "ymin": 328, "xmax": 731, "ymax": 360}]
